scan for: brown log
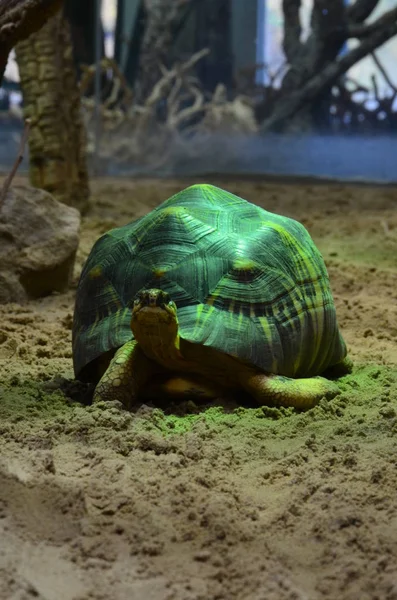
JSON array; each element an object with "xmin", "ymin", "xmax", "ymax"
[
  {"xmin": 16, "ymin": 10, "xmax": 89, "ymax": 212},
  {"xmin": 0, "ymin": 0, "xmax": 62, "ymax": 82}
]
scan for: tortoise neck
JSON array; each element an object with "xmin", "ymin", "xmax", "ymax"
[{"xmin": 132, "ymin": 320, "xmax": 184, "ymax": 368}]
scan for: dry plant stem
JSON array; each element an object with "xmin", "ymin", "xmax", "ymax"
[
  {"xmin": 0, "ymin": 119, "xmax": 31, "ymax": 210},
  {"xmin": 380, "ymin": 220, "xmax": 396, "ymax": 240},
  {"xmin": 80, "ymin": 58, "xmax": 134, "ymax": 108}
]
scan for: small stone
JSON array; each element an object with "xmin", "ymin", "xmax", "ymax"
[
  {"xmin": 379, "ymin": 406, "xmax": 396, "ymax": 419},
  {"xmin": 193, "ymin": 550, "xmax": 212, "ymax": 562}
]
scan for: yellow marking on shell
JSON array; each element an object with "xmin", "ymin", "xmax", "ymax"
[
  {"xmin": 237, "ymin": 308, "xmax": 245, "ymax": 330},
  {"xmin": 133, "ymin": 205, "xmax": 188, "ymax": 245},
  {"xmin": 206, "ymin": 289, "xmax": 221, "ymax": 306},
  {"xmin": 162, "ymin": 206, "xmax": 187, "ymax": 216},
  {"xmin": 193, "ymin": 304, "xmax": 216, "ymax": 338},
  {"xmin": 195, "ymin": 303, "xmax": 205, "ymax": 321},
  {"xmin": 260, "ymin": 220, "xmax": 310, "ymax": 266},
  {"xmin": 307, "ymin": 288, "xmax": 327, "ymax": 371},
  {"xmin": 286, "ymin": 292, "xmax": 305, "ymax": 375},
  {"xmin": 233, "ymin": 258, "xmax": 256, "ymax": 270},
  {"xmin": 259, "ymin": 218, "xmax": 327, "ymax": 373},
  {"xmin": 258, "ymin": 316, "xmax": 278, "ymax": 372},
  {"xmin": 153, "ymin": 267, "xmax": 167, "ymax": 278},
  {"xmin": 107, "ymin": 285, "xmax": 123, "ymax": 316},
  {"xmin": 258, "ymin": 316, "xmax": 272, "ymax": 339},
  {"xmin": 89, "ymin": 265, "xmax": 103, "ymax": 279},
  {"xmin": 88, "ymin": 312, "xmax": 100, "ymax": 338}
]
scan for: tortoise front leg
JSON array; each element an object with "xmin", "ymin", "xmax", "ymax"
[
  {"xmin": 93, "ymin": 340, "xmax": 155, "ymax": 410},
  {"xmin": 241, "ymin": 372, "xmax": 340, "ymax": 410}
]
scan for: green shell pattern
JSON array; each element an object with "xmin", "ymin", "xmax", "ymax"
[{"xmin": 73, "ymin": 184, "xmax": 347, "ymax": 380}]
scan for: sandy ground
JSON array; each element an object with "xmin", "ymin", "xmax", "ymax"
[{"xmin": 0, "ymin": 177, "xmax": 397, "ymax": 600}]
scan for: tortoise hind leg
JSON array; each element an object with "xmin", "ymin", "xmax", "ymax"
[
  {"xmin": 93, "ymin": 340, "xmax": 155, "ymax": 410},
  {"xmin": 241, "ymin": 372, "xmax": 340, "ymax": 410},
  {"xmin": 322, "ymin": 356, "xmax": 353, "ymax": 378}
]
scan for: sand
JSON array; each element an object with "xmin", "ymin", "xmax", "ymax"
[{"xmin": 0, "ymin": 177, "xmax": 396, "ymax": 600}]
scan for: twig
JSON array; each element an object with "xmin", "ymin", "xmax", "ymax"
[
  {"xmin": 371, "ymin": 51, "xmax": 397, "ymax": 94},
  {"xmin": 344, "ymin": 75, "xmax": 369, "ymax": 93},
  {"xmin": 144, "ymin": 47, "xmax": 209, "ymax": 110},
  {"xmin": 380, "ymin": 219, "xmax": 397, "ymax": 240},
  {"xmin": 371, "ymin": 73, "xmax": 379, "ymax": 101},
  {"xmin": 282, "ymin": 0, "xmax": 303, "ymax": 64},
  {"xmin": 0, "ymin": 118, "xmax": 30, "ymax": 209}
]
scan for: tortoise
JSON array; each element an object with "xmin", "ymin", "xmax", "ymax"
[{"xmin": 72, "ymin": 183, "xmax": 350, "ymax": 410}]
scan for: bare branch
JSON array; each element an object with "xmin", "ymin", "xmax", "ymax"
[
  {"xmin": 282, "ymin": 0, "xmax": 303, "ymax": 63},
  {"xmin": 262, "ymin": 10, "xmax": 397, "ymax": 132},
  {"xmin": 167, "ymin": 83, "xmax": 205, "ymax": 129},
  {"xmin": 371, "ymin": 73, "xmax": 379, "ymax": 101},
  {"xmin": 136, "ymin": 0, "xmax": 196, "ymax": 102},
  {"xmin": 281, "ymin": 0, "xmax": 348, "ymax": 94},
  {"xmin": 0, "ymin": 119, "xmax": 30, "ymax": 210},
  {"xmin": 143, "ymin": 48, "xmax": 209, "ymax": 110},
  {"xmin": 81, "ymin": 46, "xmax": 215, "ymax": 170},
  {"xmin": 347, "ymin": 0, "xmax": 381, "ymax": 24},
  {"xmin": 371, "ymin": 51, "xmax": 397, "ymax": 95},
  {"xmin": 308, "ymin": 0, "xmax": 348, "ymax": 69},
  {"xmin": 345, "ymin": 75, "xmax": 370, "ymax": 93},
  {"xmin": 349, "ymin": 5, "xmax": 397, "ymax": 38}
]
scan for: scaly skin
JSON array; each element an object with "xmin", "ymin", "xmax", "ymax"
[
  {"xmin": 93, "ymin": 340, "xmax": 154, "ymax": 410},
  {"xmin": 241, "ymin": 372, "xmax": 339, "ymax": 410}
]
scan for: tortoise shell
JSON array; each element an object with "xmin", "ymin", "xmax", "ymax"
[{"xmin": 73, "ymin": 184, "xmax": 347, "ymax": 381}]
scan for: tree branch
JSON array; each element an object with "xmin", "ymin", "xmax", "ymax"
[
  {"xmin": 348, "ymin": 5, "xmax": 397, "ymax": 38},
  {"xmin": 0, "ymin": 0, "xmax": 62, "ymax": 82},
  {"xmin": 282, "ymin": 0, "xmax": 303, "ymax": 64},
  {"xmin": 261, "ymin": 11, "xmax": 397, "ymax": 132},
  {"xmin": 308, "ymin": 0, "xmax": 348, "ymax": 69},
  {"xmin": 371, "ymin": 51, "xmax": 397, "ymax": 94},
  {"xmin": 347, "ymin": 0, "xmax": 381, "ymax": 24},
  {"xmin": 281, "ymin": 0, "xmax": 348, "ymax": 92}
]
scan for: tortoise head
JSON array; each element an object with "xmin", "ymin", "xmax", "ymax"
[{"xmin": 131, "ymin": 289, "xmax": 180, "ymax": 360}]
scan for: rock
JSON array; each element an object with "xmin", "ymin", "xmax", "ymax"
[
  {"xmin": 0, "ymin": 272, "xmax": 27, "ymax": 304},
  {"xmin": 0, "ymin": 185, "xmax": 80, "ymax": 303}
]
